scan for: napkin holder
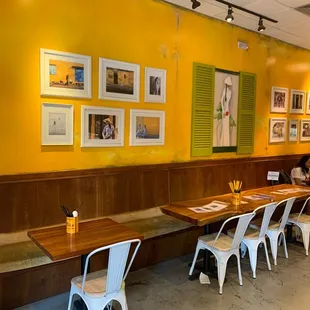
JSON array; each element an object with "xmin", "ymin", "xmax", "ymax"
[{"xmin": 66, "ymin": 216, "xmax": 79, "ymax": 234}]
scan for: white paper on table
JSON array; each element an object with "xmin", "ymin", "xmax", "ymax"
[
  {"xmin": 243, "ymin": 195, "xmax": 265, "ymax": 201},
  {"xmin": 240, "ymin": 201, "xmax": 249, "ymax": 204},
  {"xmin": 199, "ymin": 272, "xmax": 211, "ymax": 285},
  {"xmin": 189, "ymin": 201, "xmax": 228, "ymax": 213},
  {"xmin": 271, "ymin": 191, "xmax": 288, "ymax": 195}
]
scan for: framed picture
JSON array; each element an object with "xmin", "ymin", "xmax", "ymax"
[
  {"xmin": 41, "ymin": 103, "xmax": 74, "ymax": 145},
  {"xmin": 99, "ymin": 58, "xmax": 140, "ymax": 102},
  {"xmin": 290, "ymin": 90, "xmax": 305, "ymax": 114},
  {"xmin": 144, "ymin": 67, "xmax": 166, "ymax": 103},
  {"xmin": 306, "ymin": 92, "xmax": 310, "ymax": 114},
  {"xmin": 40, "ymin": 49, "xmax": 91, "ymax": 98},
  {"xmin": 300, "ymin": 119, "xmax": 310, "ymax": 141},
  {"xmin": 81, "ymin": 106, "xmax": 124, "ymax": 147},
  {"xmin": 130, "ymin": 109, "xmax": 165, "ymax": 146},
  {"xmin": 288, "ymin": 119, "xmax": 299, "ymax": 142},
  {"xmin": 270, "ymin": 87, "xmax": 288, "ymax": 113},
  {"xmin": 269, "ymin": 118, "xmax": 287, "ymax": 144},
  {"xmin": 213, "ymin": 69, "xmax": 239, "ymax": 153}
]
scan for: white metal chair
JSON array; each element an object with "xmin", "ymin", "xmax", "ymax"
[
  {"xmin": 250, "ymin": 197, "xmax": 296, "ymax": 266},
  {"xmin": 228, "ymin": 203, "xmax": 277, "ymax": 279},
  {"xmin": 287, "ymin": 196, "xmax": 310, "ymax": 256},
  {"xmin": 189, "ymin": 212, "xmax": 255, "ymax": 295},
  {"xmin": 67, "ymin": 239, "xmax": 141, "ymax": 310}
]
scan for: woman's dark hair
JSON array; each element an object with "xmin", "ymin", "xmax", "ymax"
[{"xmin": 295, "ymin": 155, "xmax": 310, "ymax": 175}]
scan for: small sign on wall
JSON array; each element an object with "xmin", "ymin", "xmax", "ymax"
[{"xmin": 267, "ymin": 171, "xmax": 280, "ymax": 181}]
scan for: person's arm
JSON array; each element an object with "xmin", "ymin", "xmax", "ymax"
[
  {"xmin": 293, "ymin": 178, "xmax": 303, "ymax": 186},
  {"xmin": 292, "ymin": 167, "xmax": 304, "ymax": 186}
]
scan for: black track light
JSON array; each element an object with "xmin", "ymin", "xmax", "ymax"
[
  {"xmin": 191, "ymin": 0, "xmax": 201, "ymax": 10},
  {"xmin": 258, "ymin": 17, "xmax": 266, "ymax": 32},
  {"xmin": 225, "ymin": 6, "xmax": 234, "ymax": 23}
]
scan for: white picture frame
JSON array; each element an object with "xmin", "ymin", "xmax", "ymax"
[
  {"xmin": 130, "ymin": 109, "xmax": 165, "ymax": 146},
  {"xmin": 300, "ymin": 119, "xmax": 310, "ymax": 142},
  {"xmin": 41, "ymin": 103, "xmax": 74, "ymax": 145},
  {"xmin": 288, "ymin": 119, "xmax": 299, "ymax": 142},
  {"xmin": 269, "ymin": 117, "xmax": 287, "ymax": 144},
  {"xmin": 144, "ymin": 67, "xmax": 166, "ymax": 103},
  {"xmin": 40, "ymin": 49, "xmax": 91, "ymax": 98},
  {"xmin": 289, "ymin": 89, "xmax": 305, "ymax": 114},
  {"xmin": 270, "ymin": 86, "xmax": 288, "ymax": 113},
  {"xmin": 81, "ymin": 106, "xmax": 124, "ymax": 148},
  {"xmin": 99, "ymin": 58, "xmax": 140, "ymax": 102},
  {"xmin": 306, "ymin": 92, "xmax": 310, "ymax": 115}
]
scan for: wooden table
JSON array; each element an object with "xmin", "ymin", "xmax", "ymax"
[
  {"xmin": 161, "ymin": 184, "xmax": 310, "ymax": 278},
  {"xmin": 161, "ymin": 184, "xmax": 310, "ymax": 227}
]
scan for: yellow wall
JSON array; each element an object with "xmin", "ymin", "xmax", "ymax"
[{"xmin": 1, "ymin": 0, "xmax": 310, "ymax": 175}]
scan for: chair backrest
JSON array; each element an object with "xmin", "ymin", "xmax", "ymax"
[
  {"xmin": 277, "ymin": 197, "xmax": 296, "ymax": 229},
  {"xmin": 297, "ymin": 196, "xmax": 310, "ymax": 222},
  {"xmin": 81, "ymin": 239, "xmax": 141, "ymax": 296},
  {"xmin": 254, "ymin": 203, "xmax": 277, "ymax": 238},
  {"xmin": 278, "ymin": 170, "xmax": 292, "ymax": 185},
  {"xmin": 213, "ymin": 212, "xmax": 255, "ymax": 250}
]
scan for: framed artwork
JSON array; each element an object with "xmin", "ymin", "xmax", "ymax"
[
  {"xmin": 213, "ymin": 69, "xmax": 239, "ymax": 153},
  {"xmin": 270, "ymin": 87, "xmax": 288, "ymax": 113},
  {"xmin": 130, "ymin": 109, "xmax": 165, "ymax": 146},
  {"xmin": 290, "ymin": 90, "xmax": 305, "ymax": 114},
  {"xmin": 99, "ymin": 58, "xmax": 140, "ymax": 102},
  {"xmin": 41, "ymin": 103, "xmax": 74, "ymax": 145},
  {"xmin": 81, "ymin": 106, "xmax": 124, "ymax": 147},
  {"xmin": 269, "ymin": 118, "xmax": 287, "ymax": 144},
  {"xmin": 288, "ymin": 119, "xmax": 299, "ymax": 142},
  {"xmin": 306, "ymin": 92, "xmax": 310, "ymax": 114},
  {"xmin": 300, "ymin": 119, "xmax": 310, "ymax": 141},
  {"xmin": 40, "ymin": 49, "xmax": 91, "ymax": 98},
  {"xmin": 144, "ymin": 67, "xmax": 166, "ymax": 103}
]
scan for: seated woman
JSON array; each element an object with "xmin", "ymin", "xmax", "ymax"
[{"xmin": 291, "ymin": 155, "xmax": 310, "ymax": 186}]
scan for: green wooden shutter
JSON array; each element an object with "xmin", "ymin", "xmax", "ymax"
[
  {"xmin": 191, "ymin": 63, "xmax": 215, "ymax": 157},
  {"xmin": 237, "ymin": 72, "xmax": 256, "ymax": 154}
]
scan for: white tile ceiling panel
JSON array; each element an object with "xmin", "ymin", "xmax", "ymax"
[
  {"xmin": 276, "ymin": 0, "xmax": 310, "ymax": 8},
  {"xmin": 162, "ymin": 0, "xmax": 310, "ymax": 50}
]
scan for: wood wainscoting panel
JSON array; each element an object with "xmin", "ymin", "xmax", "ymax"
[{"xmin": 0, "ymin": 154, "xmax": 303, "ymax": 233}]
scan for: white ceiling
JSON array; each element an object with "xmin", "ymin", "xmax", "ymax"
[{"xmin": 163, "ymin": 0, "xmax": 310, "ymax": 50}]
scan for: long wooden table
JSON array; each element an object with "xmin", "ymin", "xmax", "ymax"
[
  {"xmin": 161, "ymin": 184, "xmax": 310, "ymax": 227},
  {"xmin": 161, "ymin": 184, "xmax": 310, "ymax": 279}
]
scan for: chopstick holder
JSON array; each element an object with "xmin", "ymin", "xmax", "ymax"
[{"xmin": 66, "ymin": 216, "xmax": 79, "ymax": 234}]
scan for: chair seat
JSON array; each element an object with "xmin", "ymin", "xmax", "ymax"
[
  {"xmin": 288, "ymin": 213, "xmax": 310, "ymax": 224},
  {"xmin": 227, "ymin": 227, "xmax": 260, "ymax": 240},
  {"xmin": 249, "ymin": 218, "xmax": 280, "ymax": 231},
  {"xmin": 199, "ymin": 233, "xmax": 233, "ymax": 251},
  {"xmin": 71, "ymin": 270, "xmax": 125, "ymax": 298}
]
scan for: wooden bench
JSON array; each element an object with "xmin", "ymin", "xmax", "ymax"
[{"xmin": 0, "ymin": 207, "xmax": 193, "ymax": 274}]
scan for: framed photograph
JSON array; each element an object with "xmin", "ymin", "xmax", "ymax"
[
  {"xmin": 213, "ymin": 69, "xmax": 239, "ymax": 153},
  {"xmin": 130, "ymin": 109, "xmax": 165, "ymax": 146},
  {"xmin": 99, "ymin": 58, "xmax": 140, "ymax": 102},
  {"xmin": 81, "ymin": 106, "xmax": 124, "ymax": 148},
  {"xmin": 300, "ymin": 119, "xmax": 310, "ymax": 141},
  {"xmin": 41, "ymin": 103, "xmax": 74, "ymax": 145},
  {"xmin": 290, "ymin": 89, "xmax": 305, "ymax": 114},
  {"xmin": 269, "ymin": 118, "xmax": 287, "ymax": 144},
  {"xmin": 40, "ymin": 49, "xmax": 91, "ymax": 98},
  {"xmin": 144, "ymin": 67, "xmax": 166, "ymax": 103},
  {"xmin": 288, "ymin": 119, "xmax": 299, "ymax": 142},
  {"xmin": 271, "ymin": 87, "xmax": 288, "ymax": 113},
  {"xmin": 306, "ymin": 92, "xmax": 310, "ymax": 114}
]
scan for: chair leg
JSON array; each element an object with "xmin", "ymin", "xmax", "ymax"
[
  {"xmin": 118, "ymin": 291, "xmax": 129, "ymax": 310},
  {"xmin": 67, "ymin": 288, "xmax": 74, "ymax": 310},
  {"xmin": 189, "ymin": 245, "xmax": 201, "ymax": 276},
  {"xmin": 269, "ymin": 235, "xmax": 279, "ymax": 266},
  {"xmin": 281, "ymin": 232, "xmax": 289, "ymax": 259},
  {"xmin": 248, "ymin": 246, "xmax": 258, "ymax": 279},
  {"xmin": 263, "ymin": 239, "xmax": 271, "ymax": 271},
  {"xmin": 301, "ymin": 228, "xmax": 310, "ymax": 256},
  {"xmin": 241, "ymin": 242, "xmax": 247, "ymax": 258},
  {"xmin": 217, "ymin": 257, "xmax": 228, "ymax": 295},
  {"xmin": 236, "ymin": 252, "xmax": 243, "ymax": 286}
]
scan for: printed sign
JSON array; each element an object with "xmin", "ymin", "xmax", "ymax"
[{"xmin": 267, "ymin": 171, "xmax": 280, "ymax": 181}]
